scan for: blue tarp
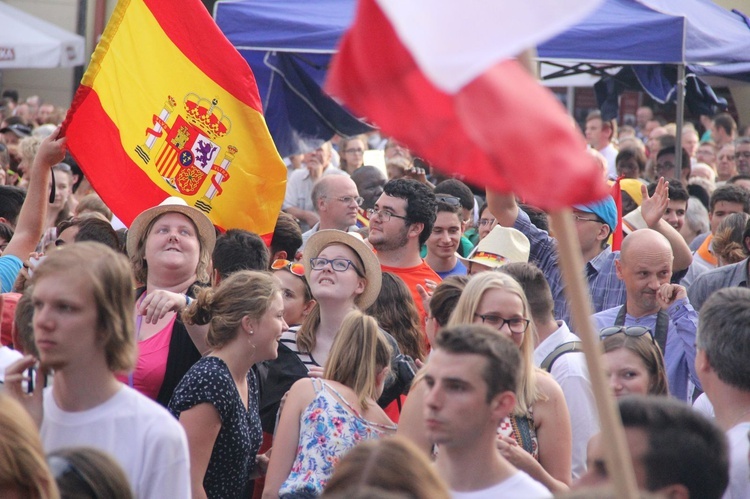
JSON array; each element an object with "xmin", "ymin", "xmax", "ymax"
[
  {"xmin": 539, "ymin": 0, "xmax": 750, "ymax": 81},
  {"xmin": 214, "ymin": 0, "xmax": 371, "ymax": 157}
]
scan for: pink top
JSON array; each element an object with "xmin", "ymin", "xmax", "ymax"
[{"xmin": 117, "ymin": 315, "xmax": 176, "ymax": 400}]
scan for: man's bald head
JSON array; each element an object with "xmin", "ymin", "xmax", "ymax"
[{"xmin": 620, "ymin": 229, "xmax": 672, "ymax": 265}]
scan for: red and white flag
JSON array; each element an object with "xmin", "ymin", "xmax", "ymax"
[{"xmin": 327, "ymin": 0, "xmax": 608, "ymax": 209}]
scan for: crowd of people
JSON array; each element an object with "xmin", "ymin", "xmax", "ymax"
[{"xmin": 1, "ymin": 88, "xmax": 750, "ymax": 499}]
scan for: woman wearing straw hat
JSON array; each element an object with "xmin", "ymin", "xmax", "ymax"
[{"xmin": 124, "ymin": 196, "xmax": 216, "ymax": 407}]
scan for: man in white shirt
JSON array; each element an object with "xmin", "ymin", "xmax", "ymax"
[
  {"xmin": 5, "ymin": 242, "xmax": 191, "ymax": 498},
  {"xmin": 423, "ymin": 324, "xmax": 551, "ymax": 498},
  {"xmin": 499, "ymin": 262, "xmax": 597, "ymax": 479},
  {"xmin": 695, "ymin": 287, "xmax": 750, "ymax": 499},
  {"xmin": 585, "ymin": 110, "xmax": 618, "ymax": 180}
]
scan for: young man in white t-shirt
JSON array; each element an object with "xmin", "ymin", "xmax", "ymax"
[
  {"xmin": 5, "ymin": 242, "xmax": 190, "ymax": 498},
  {"xmin": 423, "ymin": 324, "xmax": 551, "ymax": 498}
]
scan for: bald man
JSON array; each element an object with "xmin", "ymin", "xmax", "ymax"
[
  {"xmin": 300, "ymin": 175, "xmax": 362, "ymax": 249},
  {"xmin": 592, "ymin": 229, "xmax": 701, "ymax": 402}
]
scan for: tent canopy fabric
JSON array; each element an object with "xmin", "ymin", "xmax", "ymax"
[
  {"xmin": 214, "ymin": 0, "xmax": 372, "ymax": 157},
  {"xmin": 0, "ymin": 2, "xmax": 85, "ymax": 68},
  {"xmin": 539, "ymin": 0, "xmax": 750, "ymax": 81}
]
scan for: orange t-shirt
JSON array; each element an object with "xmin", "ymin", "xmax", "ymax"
[{"xmin": 381, "ymin": 260, "xmax": 441, "ymax": 328}]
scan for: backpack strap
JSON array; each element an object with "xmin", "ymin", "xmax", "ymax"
[{"xmin": 540, "ymin": 341, "xmax": 584, "ymax": 372}]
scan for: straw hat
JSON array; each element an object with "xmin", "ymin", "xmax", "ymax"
[
  {"xmin": 459, "ymin": 225, "xmax": 530, "ymax": 269},
  {"xmin": 302, "ymin": 230, "xmax": 382, "ymax": 309},
  {"xmin": 126, "ymin": 197, "xmax": 216, "ymax": 258}
]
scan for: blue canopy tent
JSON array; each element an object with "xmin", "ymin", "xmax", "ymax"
[
  {"xmin": 214, "ymin": 0, "xmax": 371, "ymax": 158},
  {"xmin": 538, "ymin": 0, "xmax": 750, "ymax": 167}
]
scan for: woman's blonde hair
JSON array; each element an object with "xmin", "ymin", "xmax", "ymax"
[
  {"xmin": 297, "ymin": 242, "xmax": 368, "ymax": 354},
  {"xmin": 448, "ymin": 272, "xmax": 541, "ymax": 415},
  {"xmin": 33, "ymin": 242, "xmax": 136, "ymax": 373},
  {"xmin": 183, "ymin": 270, "xmax": 280, "ymax": 349},
  {"xmin": 323, "ymin": 437, "xmax": 450, "ymax": 499},
  {"xmin": 323, "ymin": 311, "xmax": 391, "ymax": 410},
  {"xmin": 130, "ymin": 212, "xmax": 211, "ymax": 284},
  {"xmin": 0, "ymin": 393, "xmax": 59, "ymax": 499}
]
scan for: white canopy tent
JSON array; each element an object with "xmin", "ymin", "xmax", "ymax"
[{"xmin": 0, "ymin": 2, "xmax": 85, "ymax": 68}]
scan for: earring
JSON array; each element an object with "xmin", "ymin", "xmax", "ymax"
[{"xmin": 249, "ymin": 330, "xmax": 254, "ymax": 335}]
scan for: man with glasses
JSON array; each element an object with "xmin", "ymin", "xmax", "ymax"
[
  {"xmin": 368, "ymin": 178, "xmax": 438, "ymax": 323},
  {"xmin": 282, "ymin": 141, "xmax": 346, "ymax": 232},
  {"xmin": 300, "ymin": 175, "xmax": 363, "ymax": 249},
  {"xmin": 489, "ymin": 181, "xmax": 693, "ymax": 330},
  {"xmin": 592, "ymin": 229, "xmax": 699, "ymax": 402},
  {"xmin": 654, "ymin": 145, "xmax": 691, "ymax": 185}
]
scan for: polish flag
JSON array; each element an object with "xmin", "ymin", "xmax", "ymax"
[{"xmin": 326, "ymin": 0, "xmax": 608, "ymax": 210}]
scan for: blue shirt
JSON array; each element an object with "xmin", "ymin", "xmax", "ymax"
[
  {"xmin": 592, "ymin": 298, "xmax": 701, "ymax": 402},
  {"xmin": 435, "ymin": 258, "xmax": 467, "ymax": 280},
  {"xmin": 0, "ymin": 255, "xmax": 22, "ymax": 293},
  {"xmin": 514, "ymin": 209, "xmax": 626, "ymax": 326}
]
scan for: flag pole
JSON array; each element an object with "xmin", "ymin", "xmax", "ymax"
[{"xmin": 548, "ymin": 209, "xmax": 639, "ymax": 499}]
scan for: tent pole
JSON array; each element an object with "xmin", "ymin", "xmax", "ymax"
[{"xmin": 675, "ymin": 64, "xmax": 686, "ymax": 175}]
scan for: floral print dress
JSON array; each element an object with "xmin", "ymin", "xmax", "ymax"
[{"xmin": 278, "ymin": 378, "xmax": 396, "ymax": 497}]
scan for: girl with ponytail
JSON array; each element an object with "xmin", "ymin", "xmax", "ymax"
[
  {"xmin": 263, "ymin": 311, "xmax": 396, "ymax": 498},
  {"xmin": 169, "ymin": 271, "xmax": 287, "ymax": 499}
]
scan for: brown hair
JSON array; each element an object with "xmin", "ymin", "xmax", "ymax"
[
  {"xmin": 183, "ymin": 270, "xmax": 280, "ymax": 349},
  {"xmin": 323, "ymin": 438, "xmax": 450, "ymax": 499},
  {"xmin": 0, "ymin": 393, "xmax": 59, "ymax": 499},
  {"xmin": 323, "ymin": 311, "xmax": 391, "ymax": 410},
  {"xmin": 602, "ymin": 333, "xmax": 669, "ymax": 396},
  {"xmin": 429, "ymin": 275, "xmax": 469, "ymax": 327},
  {"xmin": 32, "ymin": 242, "xmax": 136, "ymax": 372},
  {"xmin": 48, "ymin": 447, "xmax": 132, "ymax": 499},
  {"xmin": 366, "ymin": 272, "xmax": 425, "ymax": 361}
]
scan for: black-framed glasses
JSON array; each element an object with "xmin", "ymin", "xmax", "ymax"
[
  {"xmin": 478, "ymin": 217, "xmax": 496, "ymax": 227},
  {"xmin": 310, "ymin": 257, "xmax": 365, "ymax": 277},
  {"xmin": 47, "ymin": 455, "xmax": 99, "ymax": 498},
  {"xmin": 367, "ymin": 208, "xmax": 407, "ymax": 223},
  {"xmin": 436, "ymin": 195, "xmax": 461, "ymax": 207},
  {"xmin": 572, "ymin": 214, "xmax": 603, "ymax": 224},
  {"xmin": 474, "ymin": 314, "xmax": 530, "ymax": 334},
  {"xmin": 271, "ymin": 259, "xmax": 305, "ymax": 277},
  {"xmin": 655, "ymin": 161, "xmax": 676, "ymax": 172},
  {"xmin": 344, "ymin": 148, "xmax": 364, "ymax": 154},
  {"xmin": 735, "ymin": 151, "xmax": 750, "ymax": 159},
  {"xmin": 323, "ymin": 195, "xmax": 364, "ymax": 207},
  {"xmin": 600, "ymin": 326, "xmax": 655, "ymax": 343}
]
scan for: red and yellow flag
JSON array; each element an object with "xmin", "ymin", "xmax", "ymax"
[{"xmin": 62, "ymin": 0, "xmax": 286, "ymax": 238}]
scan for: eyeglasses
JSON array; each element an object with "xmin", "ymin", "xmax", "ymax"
[
  {"xmin": 655, "ymin": 161, "xmax": 676, "ymax": 172},
  {"xmin": 435, "ymin": 195, "xmax": 461, "ymax": 207},
  {"xmin": 367, "ymin": 208, "xmax": 408, "ymax": 222},
  {"xmin": 478, "ymin": 218, "xmax": 496, "ymax": 227},
  {"xmin": 272, "ymin": 259, "xmax": 305, "ymax": 277},
  {"xmin": 47, "ymin": 455, "xmax": 98, "ymax": 498},
  {"xmin": 735, "ymin": 151, "xmax": 750, "ymax": 159},
  {"xmin": 310, "ymin": 257, "xmax": 365, "ymax": 277},
  {"xmin": 600, "ymin": 326, "xmax": 655, "ymax": 343},
  {"xmin": 573, "ymin": 214, "xmax": 603, "ymax": 224},
  {"xmin": 344, "ymin": 148, "xmax": 364, "ymax": 154},
  {"xmin": 324, "ymin": 195, "xmax": 364, "ymax": 207},
  {"xmin": 474, "ymin": 314, "xmax": 530, "ymax": 334}
]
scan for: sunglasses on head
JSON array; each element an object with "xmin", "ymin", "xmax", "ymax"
[
  {"xmin": 435, "ymin": 195, "xmax": 461, "ymax": 207},
  {"xmin": 271, "ymin": 259, "xmax": 305, "ymax": 277},
  {"xmin": 600, "ymin": 326, "xmax": 655, "ymax": 343}
]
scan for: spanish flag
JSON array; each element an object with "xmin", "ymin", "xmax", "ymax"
[{"xmin": 62, "ymin": 0, "xmax": 286, "ymax": 238}]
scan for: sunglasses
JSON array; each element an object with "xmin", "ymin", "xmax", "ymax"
[
  {"xmin": 47, "ymin": 455, "xmax": 98, "ymax": 498},
  {"xmin": 599, "ymin": 326, "xmax": 655, "ymax": 343},
  {"xmin": 436, "ymin": 195, "xmax": 461, "ymax": 207},
  {"xmin": 271, "ymin": 259, "xmax": 305, "ymax": 277}
]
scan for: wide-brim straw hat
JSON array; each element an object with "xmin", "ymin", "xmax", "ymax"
[
  {"xmin": 459, "ymin": 225, "xmax": 530, "ymax": 269},
  {"xmin": 126, "ymin": 196, "xmax": 216, "ymax": 258},
  {"xmin": 302, "ymin": 230, "xmax": 382, "ymax": 309}
]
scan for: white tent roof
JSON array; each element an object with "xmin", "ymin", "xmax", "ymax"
[{"xmin": 0, "ymin": 2, "xmax": 85, "ymax": 68}]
